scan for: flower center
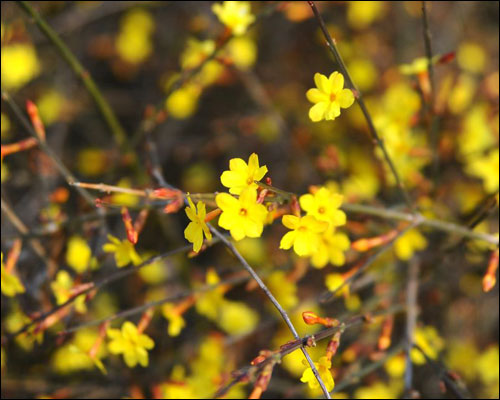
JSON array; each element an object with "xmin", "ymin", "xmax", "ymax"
[
  {"xmin": 318, "ymin": 206, "xmax": 325, "ymax": 214},
  {"xmin": 329, "ymin": 93, "xmax": 336, "ymax": 102},
  {"xmin": 246, "ymin": 177, "xmax": 254, "ymax": 185},
  {"xmin": 298, "ymin": 226, "xmax": 307, "ymax": 232},
  {"xmin": 239, "ymin": 208, "xmax": 247, "ymax": 216}
]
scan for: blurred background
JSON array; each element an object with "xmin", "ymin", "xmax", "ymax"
[{"xmin": 1, "ymin": 1, "xmax": 499, "ymax": 399}]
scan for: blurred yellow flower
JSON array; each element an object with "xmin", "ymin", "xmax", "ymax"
[
  {"xmin": 465, "ymin": 149, "xmax": 499, "ymax": 193},
  {"xmin": 410, "ymin": 325, "xmax": 444, "ymax": 365},
  {"xmin": 162, "ymin": 304, "xmax": 186, "ymax": 337},
  {"xmin": 180, "ymin": 38, "xmax": 224, "ymax": 86},
  {"xmin": 1, "ymin": 43, "xmax": 40, "ymax": 90},
  {"xmin": 51, "ymin": 270, "xmax": 87, "ymax": 314},
  {"xmin": 220, "ymin": 153, "xmax": 268, "ymax": 195},
  {"xmin": 216, "ymin": 187, "xmax": 268, "ymax": 241},
  {"xmin": 184, "ymin": 195, "xmax": 212, "ymax": 253},
  {"xmin": 299, "ymin": 187, "xmax": 346, "ymax": 227},
  {"xmin": 107, "ymin": 321, "xmax": 154, "ymax": 368},
  {"xmin": 300, "ymin": 356, "xmax": 335, "ymax": 392},
  {"xmin": 212, "ymin": 1, "xmax": 255, "ymax": 36},
  {"xmin": 165, "ymin": 83, "xmax": 202, "ymax": 119},
  {"xmin": 1, "ymin": 253, "xmax": 25, "ymax": 297},
  {"xmin": 280, "ymin": 215, "xmax": 328, "ymax": 257},
  {"xmin": 77, "ymin": 148, "xmax": 108, "ymax": 177},
  {"xmin": 116, "ymin": 9, "xmax": 154, "ymax": 64},
  {"xmin": 457, "ymin": 42, "xmax": 486, "ymax": 73},
  {"xmin": 347, "ymin": 1, "xmax": 386, "ymax": 30},
  {"xmin": 217, "ymin": 300, "xmax": 259, "ymax": 335},
  {"xmin": 306, "ymin": 72, "xmax": 355, "ymax": 122},
  {"xmin": 102, "ymin": 234, "xmax": 142, "ymax": 267},
  {"xmin": 110, "ymin": 178, "xmax": 140, "ymax": 207},
  {"xmin": 225, "ymin": 36, "xmax": 257, "ymax": 70},
  {"xmin": 394, "ymin": 228, "xmax": 428, "ymax": 261},
  {"xmin": 65, "ymin": 235, "xmax": 94, "ymax": 274},
  {"xmin": 37, "ymin": 90, "xmax": 65, "ymax": 125},
  {"xmin": 311, "ymin": 230, "xmax": 350, "ymax": 268},
  {"xmin": 266, "ymin": 271, "xmax": 298, "ymax": 310}
]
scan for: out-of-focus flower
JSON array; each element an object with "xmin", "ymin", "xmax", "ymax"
[
  {"xmin": 300, "ymin": 356, "xmax": 335, "ymax": 392},
  {"xmin": 465, "ymin": 149, "xmax": 499, "ymax": 193},
  {"xmin": 37, "ymin": 90, "xmax": 65, "ymax": 125},
  {"xmin": 457, "ymin": 41, "xmax": 486, "ymax": 73},
  {"xmin": 65, "ymin": 235, "xmax": 96, "ymax": 274},
  {"xmin": 165, "ymin": 83, "xmax": 202, "ymax": 119},
  {"xmin": 102, "ymin": 234, "xmax": 142, "ymax": 267},
  {"xmin": 306, "ymin": 72, "xmax": 355, "ymax": 122},
  {"xmin": 51, "ymin": 270, "xmax": 87, "ymax": 314},
  {"xmin": 212, "ymin": 1, "xmax": 255, "ymax": 36},
  {"xmin": 311, "ymin": 230, "xmax": 350, "ymax": 268},
  {"xmin": 1, "ymin": 253, "xmax": 25, "ymax": 297},
  {"xmin": 280, "ymin": 215, "xmax": 329, "ymax": 256},
  {"xmin": 162, "ymin": 304, "xmax": 186, "ymax": 337},
  {"xmin": 225, "ymin": 36, "xmax": 257, "ymax": 70},
  {"xmin": 410, "ymin": 325, "xmax": 444, "ymax": 365},
  {"xmin": 116, "ymin": 9, "xmax": 154, "ymax": 64},
  {"xmin": 266, "ymin": 271, "xmax": 298, "ymax": 310},
  {"xmin": 346, "ymin": 1, "xmax": 386, "ymax": 30},
  {"xmin": 180, "ymin": 38, "xmax": 224, "ymax": 86},
  {"xmin": 77, "ymin": 148, "xmax": 108, "ymax": 177},
  {"xmin": 393, "ymin": 228, "xmax": 428, "ymax": 261},
  {"xmin": 216, "ymin": 187, "xmax": 268, "ymax": 241},
  {"xmin": 107, "ymin": 321, "xmax": 154, "ymax": 368},
  {"xmin": 184, "ymin": 195, "xmax": 212, "ymax": 253},
  {"xmin": 220, "ymin": 153, "xmax": 268, "ymax": 195},
  {"xmin": 1, "ymin": 43, "xmax": 40, "ymax": 90},
  {"xmin": 217, "ymin": 300, "xmax": 259, "ymax": 335}
]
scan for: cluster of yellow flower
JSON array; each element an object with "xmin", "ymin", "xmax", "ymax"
[{"xmin": 165, "ymin": 1, "xmax": 257, "ymax": 119}]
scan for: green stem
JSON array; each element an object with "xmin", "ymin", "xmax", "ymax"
[{"xmin": 17, "ymin": 1, "xmax": 130, "ymax": 153}]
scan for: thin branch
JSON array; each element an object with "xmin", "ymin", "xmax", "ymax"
[
  {"xmin": 1, "ymin": 89, "xmax": 96, "ymax": 207},
  {"xmin": 2, "ymin": 243, "xmax": 199, "ymax": 342},
  {"xmin": 209, "ymin": 225, "xmax": 332, "ymax": 399},
  {"xmin": 404, "ymin": 257, "xmax": 420, "ymax": 397},
  {"xmin": 307, "ymin": 1, "xmax": 415, "ymax": 211},
  {"xmin": 17, "ymin": 1, "xmax": 130, "ymax": 153}
]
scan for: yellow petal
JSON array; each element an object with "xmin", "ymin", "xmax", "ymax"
[
  {"xmin": 229, "ymin": 157, "xmax": 247, "ymax": 172},
  {"xmin": 215, "ymin": 192, "xmax": 239, "ymax": 211},
  {"xmin": 309, "ymin": 101, "xmax": 328, "ymax": 122},
  {"xmin": 280, "ymin": 231, "xmax": 296, "ymax": 250},
  {"xmin": 282, "ymin": 214, "xmax": 299, "ymax": 230},
  {"xmin": 338, "ymin": 88, "xmax": 355, "ymax": 108},
  {"xmin": 314, "ymin": 72, "xmax": 329, "ymax": 93},
  {"xmin": 299, "ymin": 193, "xmax": 315, "ymax": 213},
  {"xmin": 306, "ymin": 88, "xmax": 328, "ymax": 104},
  {"xmin": 329, "ymin": 71, "xmax": 344, "ymax": 93}
]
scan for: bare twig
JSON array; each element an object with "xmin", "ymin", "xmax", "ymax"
[
  {"xmin": 307, "ymin": 1, "xmax": 415, "ymax": 211},
  {"xmin": 404, "ymin": 257, "xmax": 420, "ymax": 397},
  {"xmin": 17, "ymin": 1, "xmax": 130, "ymax": 153}
]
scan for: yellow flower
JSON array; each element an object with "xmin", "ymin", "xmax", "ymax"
[
  {"xmin": 165, "ymin": 83, "xmax": 202, "ymax": 119},
  {"xmin": 217, "ymin": 300, "xmax": 259, "ymax": 336},
  {"xmin": 465, "ymin": 149, "xmax": 499, "ymax": 193},
  {"xmin": 393, "ymin": 228, "xmax": 428, "ymax": 261},
  {"xmin": 299, "ymin": 187, "xmax": 346, "ymax": 227},
  {"xmin": 410, "ymin": 325, "xmax": 444, "ymax": 365},
  {"xmin": 51, "ymin": 270, "xmax": 87, "ymax": 314},
  {"xmin": 220, "ymin": 153, "xmax": 268, "ymax": 195},
  {"xmin": 162, "ymin": 304, "xmax": 186, "ymax": 337},
  {"xmin": 212, "ymin": 1, "xmax": 255, "ymax": 36},
  {"xmin": 65, "ymin": 235, "xmax": 93, "ymax": 274},
  {"xmin": 311, "ymin": 230, "xmax": 350, "ymax": 268},
  {"xmin": 280, "ymin": 215, "xmax": 329, "ymax": 257},
  {"xmin": 195, "ymin": 268, "xmax": 226, "ymax": 320},
  {"xmin": 216, "ymin": 187, "xmax": 268, "ymax": 241},
  {"xmin": 116, "ymin": 9, "xmax": 154, "ymax": 64},
  {"xmin": 107, "ymin": 321, "xmax": 154, "ymax": 368},
  {"xmin": 225, "ymin": 36, "xmax": 257, "ymax": 70},
  {"xmin": 1, "ymin": 253, "xmax": 25, "ymax": 297},
  {"xmin": 184, "ymin": 196, "xmax": 212, "ymax": 253},
  {"xmin": 1, "ymin": 43, "xmax": 40, "ymax": 90},
  {"xmin": 180, "ymin": 38, "xmax": 224, "ymax": 86},
  {"xmin": 306, "ymin": 72, "xmax": 355, "ymax": 122},
  {"xmin": 300, "ymin": 356, "xmax": 335, "ymax": 392},
  {"xmin": 102, "ymin": 234, "xmax": 142, "ymax": 267},
  {"xmin": 346, "ymin": 1, "xmax": 385, "ymax": 30},
  {"xmin": 266, "ymin": 271, "xmax": 298, "ymax": 310}
]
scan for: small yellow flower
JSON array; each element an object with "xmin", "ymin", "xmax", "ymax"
[
  {"xmin": 220, "ymin": 153, "xmax": 268, "ymax": 195},
  {"xmin": 299, "ymin": 187, "xmax": 346, "ymax": 227},
  {"xmin": 465, "ymin": 149, "xmax": 499, "ymax": 193},
  {"xmin": 65, "ymin": 235, "xmax": 93, "ymax": 274},
  {"xmin": 306, "ymin": 72, "xmax": 355, "ymax": 122},
  {"xmin": 212, "ymin": 1, "xmax": 255, "ymax": 36},
  {"xmin": 216, "ymin": 187, "xmax": 268, "ymax": 241},
  {"xmin": 107, "ymin": 321, "xmax": 155, "ymax": 368},
  {"xmin": 102, "ymin": 234, "xmax": 142, "ymax": 267},
  {"xmin": 1, "ymin": 43, "xmax": 40, "ymax": 90},
  {"xmin": 51, "ymin": 271, "xmax": 87, "ymax": 314},
  {"xmin": 311, "ymin": 230, "xmax": 350, "ymax": 268},
  {"xmin": 184, "ymin": 196, "xmax": 212, "ymax": 253},
  {"xmin": 300, "ymin": 356, "xmax": 335, "ymax": 392},
  {"xmin": 1, "ymin": 253, "xmax": 25, "ymax": 297},
  {"xmin": 162, "ymin": 304, "xmax": 186, "ymax": 337},
  {"xmin": 165, "ymin": 83, "xmax": 202, "ymax": 119},
  {"xmin": 393, "ymin": 228, "xmax": 428, "ymax": 261},
  {"xmin": 280, "ymin": 215, "xmax": 329, "ymax": 257}
]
